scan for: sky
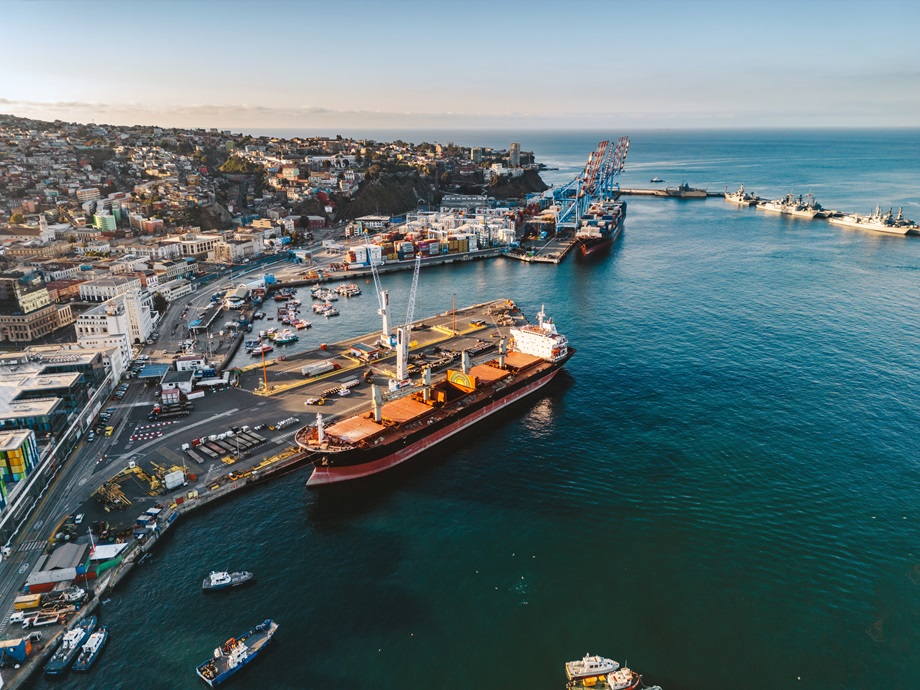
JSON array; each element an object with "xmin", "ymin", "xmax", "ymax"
[{"xmin": 1, "ymin": 0, "xmax": 919, "ymax": 131}]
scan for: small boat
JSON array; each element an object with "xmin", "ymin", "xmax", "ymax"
[
  {"xmin": 274, "ymin": 330, "xmax": 299, "ymax": 345},
  {"xmin": 202, "ymin": 570, "xmax": 255, "ymax": 592},
  {"xmin": 251, "ymin": 344, "xmax": 274, "ymax": 357},
  {"xmin": 606, "ymin": 667, "xmax": 641, "ymax": 690},
  {"xmin": 45, "ymin": 616, "xmax": 97, "ymax": 676},
  {"xmin": 650, "ymin": 177, "xmax": 664, "ymax": 183},
  {"xmin": 195, "ymin": 619, "xmax": 278, "ymax": 687},
  {"xmin": 244, "ymin": 340, "xmax": 260, "ymax": 351},
  {"xmin": 72, "ymin": 626, "xmax": 109, "ymax": 672},
  {"xmin": 322, "ymin": 307, "xmax": 339, "ymax": 318},
  {"xmin": 565, "ymin": 654, "xmax": 620, "ymax": 681}
]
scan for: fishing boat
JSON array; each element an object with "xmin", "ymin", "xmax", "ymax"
[
  {"xmin": 605, "ymin": 667, "xmax": 641, "ymax": 690},
  {"xmin": 45, "ymin": 616, "xmax": 97, "ymax": 676},
  {"xmin": 202, "ymin": 570, "xmax": 255, "ymax": 592},
  {"xmin": 724, "ymin": 183, "xmax": 758, "ymax": 206},
  {"xmin": 195, "ymin": 619, "xmax": 278, "ymax": 687},
  {"xmin": 322, "ymin": 307, "xmax": 339, "ymax": 317},
  {"xmin": 297, "ymin": 306, "xmax": 572, "ymax": 485},
  {"xmin": 72, "ymin": 626, "xmax": 109, "ymax": 673},
  {"xmin": 828, "ymin": 205, "xmax": 917, "ymax": 235},
  {"xmin": 565, "ymin": 654, "xmax": 620, "ymax": 681},
  {"xmin": 250, "ymin": 344, "xmax": 274, "ymax": 357},
  {"xmin": 244, "ymin": 340, "xmax": 260, "ymax": 351},
  {"xmin": 650, "ymin": 177, "xmax": 664, "ymax": 183},
  {"xmin": 274, "ymin": 330, "xmax": 299, "ymax": 345}
]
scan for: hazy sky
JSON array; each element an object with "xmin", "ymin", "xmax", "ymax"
[{"xmin": 2, "ymin": 0, "xmax": 918, "ymax": 130}]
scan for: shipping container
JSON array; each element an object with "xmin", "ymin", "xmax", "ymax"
[
  {"xmin": 14, "ymin": 594, "xmax": 42, "ymax": 610},
  {"xmin": 164, "ymin": 470, "xmax": 185, "ymax": 491}
]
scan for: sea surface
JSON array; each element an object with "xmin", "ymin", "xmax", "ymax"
[{"xmin": 33, "ymin": 130, "xmax": 920, "ymax": 689}]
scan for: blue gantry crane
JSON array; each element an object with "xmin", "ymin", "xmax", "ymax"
[{"xmin": 551, "ymin": 136, "xmax": 629, "ymax": 231}]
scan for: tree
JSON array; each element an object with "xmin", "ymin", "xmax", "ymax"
[
  {"xmin": 152, "ymin": 292, "xmax": 168, "ymax": 314},
  {"xmin": 366, "ymin": 165, "xmax": 382, "ymax": 181},
  {"xmin": 9, "ymin": 212, "xmax": 24, "ymax": 224}
]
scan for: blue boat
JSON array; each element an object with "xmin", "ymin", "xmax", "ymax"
[
  {"xmin": 72, "ymin": 626, "xmax": 108, "ymax": 672},
  {"xmin": 195, "ymin": 619, "xmax": 278, "ymax": 687},
  {"xmin": 44, "ymin": 615, "xmax": 97, "ymax": 676}
]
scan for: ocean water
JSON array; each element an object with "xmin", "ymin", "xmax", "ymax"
[{"xmin": 32, "ymin": 130, "xmax": 920, "ymax": 689}]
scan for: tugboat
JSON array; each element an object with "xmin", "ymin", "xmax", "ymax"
[
  {"xmin": 565, "ymin": 653, "xmax": 620, "ymax": 681},
  {"xmin": 202, "ymin": 570, "xmax": 255, "ymax": 592},
  {"xmin": 72, "ymin": 626, "xmax": 109, "ymax": 672},
  {"xmin": 45, "ymin": 616, "xmax": 97, "ymax": 676},
  {"xmin": 195, "ymin": 619, "xmax": 278, "ymax": 686}
]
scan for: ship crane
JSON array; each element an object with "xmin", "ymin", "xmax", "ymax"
[
  {"xmin": 394, "ymin": 252, "xmax": 422, "ymax": 385},
  {"xmin": 365, "ymin": 232, "xmax": 393, "ymax": 348}
]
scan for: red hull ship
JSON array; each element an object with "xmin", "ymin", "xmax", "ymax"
[{"xmin": 296, "ymin": 307, "xmax": 572, "ymax": 486}]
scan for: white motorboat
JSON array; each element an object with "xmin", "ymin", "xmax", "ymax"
[{"xmin": 565, "ymin": 654, "xmax": 620, "ymax": 681}]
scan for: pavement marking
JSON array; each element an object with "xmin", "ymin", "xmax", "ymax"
[
  {"xmin": 271, "ymin": 430, "xmax": 297, "ymax": 444},
  {"xmin": 18, "ymin": 540, "xmax": 45, "ymax": 552}
]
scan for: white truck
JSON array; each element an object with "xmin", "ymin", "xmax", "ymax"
[{"xmin": 301, "ymin": 361, "xmax": 335, "ymax": 377}]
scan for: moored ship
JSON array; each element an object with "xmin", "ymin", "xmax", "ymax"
[
  {"xmin": 195, "ymin": 619, "xmax": 278, "ymax": 687},
  {"xmin": 296, "ymin": 306, "xmax": 572, "ymax": 486},
  {"xmin": 828, "ymin": 205, "xmax": 917, "ymax": 235},
  {"xmin": 575, "ymin": 199, "xmax": 626, "ymax": 255},
  {"xmin": 660, "ymin": 182, "xmax": 707, "ymax": 198},
  {"xmin": 565, "ymin": 654, "xmax": 620, "ymax": 681},
  {"xmin": 72, "ymin": 626, "xmax": 108, "ymax": 673},
  {"xmin": 44, "ymin": 616, "xmax": 97, "ymax": 677},
  {"xmin": 756, "ymin": 192, "xmax": 827, "ymax": 219},
  {"xmin": 724, "ymin": 183, "xmax": 758, "ymax": 206}
]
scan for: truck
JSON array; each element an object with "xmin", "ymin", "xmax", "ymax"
[
  {"xmin": 164, "ymin": 470, "xmax": 185, "ymax": 491},
  {"xmin": 148, "ymin": 402, "xmax": 193, "ymax": 420},
  {"xmin": 301, "ymin": 361, "xmax": 336, "ymax": 377}
]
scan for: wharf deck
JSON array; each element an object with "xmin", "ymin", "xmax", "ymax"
[
  {"xmin": 238, "ymin": 299, "xmax": 527, "ymax": 419},
  {"xmin": 504, "ymin": 235, "xmax": 579, "ymax": 264}
]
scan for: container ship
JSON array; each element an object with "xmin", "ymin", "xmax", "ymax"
[
  {"xmin": 296, "ymin": 307, "xmax": 572, "ymax": 486},
  {"xmin": 575, "ymin": 199, "xmax": 626, "ymax": 256}
]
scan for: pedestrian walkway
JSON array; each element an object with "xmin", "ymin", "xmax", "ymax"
[{"xmin": 17, "ymin": 539, "xmax": 46, "ymax": 552}]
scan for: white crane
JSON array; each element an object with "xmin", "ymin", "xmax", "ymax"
[
  {"xmin": 394, "ymin": 252, "xmax": 422, "ymax": 383},
  {"xmin": 365, "ymin": 232, "xmax": 393, "ymax": 348}
]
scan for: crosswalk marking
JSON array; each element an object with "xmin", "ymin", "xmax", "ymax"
[{"xmin": 18, "ymin": 540, "xmax": 46, "ymax": 552}]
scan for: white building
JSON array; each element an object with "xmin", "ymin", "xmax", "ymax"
[
  {"xmin": 79, "ymin": 276, "xmax": 142, "ymax": 302},
  {"xmin": 75, "ymin": 288, "xmax": 158, "ymax": 345},
  {"xmin": 156, "ymin": 279, "xmax": 193, "ymax": 302}
]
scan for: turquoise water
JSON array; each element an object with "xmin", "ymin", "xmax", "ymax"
[{"xmin": 33, "ymin": 130, "xmax": 920, "ymax": 689}]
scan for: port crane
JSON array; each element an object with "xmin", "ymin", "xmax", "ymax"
[
  {"xmin": 365, "ymin": 232, "xmax": 393, "ymax": 348},
  {"xmin": 551, "ymin": 136, "xmax": 629, "ymax": 230},
  {"xmin": 394, "ymin": 252, "xmax": 422, "ymax": 384}
]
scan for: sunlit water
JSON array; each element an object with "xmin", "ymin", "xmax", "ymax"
[{"xmin": 32, "ymin": 130, "xmax": 920, "ymax": 690}]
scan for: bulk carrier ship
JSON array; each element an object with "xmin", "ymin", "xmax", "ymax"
[{"xmin": 295, "ymin": 306, "xmax": 572, "ymax": 485}]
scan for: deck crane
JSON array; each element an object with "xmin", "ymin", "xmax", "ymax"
[
  {"xmin": 365, "ymin": 232, "xmax": 393, "ymax": 348},
  {"xmin": 394, "ymin": 252, "xmax": 422, "ymax": 384}
]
